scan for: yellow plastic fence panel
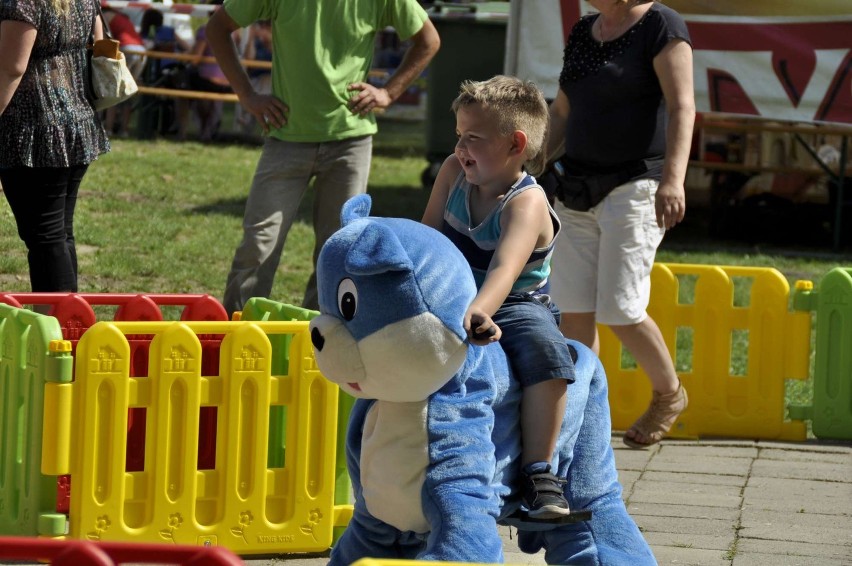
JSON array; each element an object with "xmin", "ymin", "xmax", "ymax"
[
  {"xmin": 65, "ymin": 320, "xmax": 342, "ymax": 555},
  {"xmin": 602, "ymin": 263, "xmax": 810, "ymax": 441}
]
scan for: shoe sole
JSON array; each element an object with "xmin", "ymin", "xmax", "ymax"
[
  {"xmin": 622, "ymin": 436, "xmax": 654, "ymax": 450},
  {"xmin": 527, "ymin": 505, "xmax": 573, "ymax": 519}
]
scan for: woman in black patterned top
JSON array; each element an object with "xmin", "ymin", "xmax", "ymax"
[
  {"xmin": 0, "ymin": 0, "xmax": 110, "ymax": 292},
  {"xmin": 545, "ymin": 0, "xmax": 695, "ymax": 449}
]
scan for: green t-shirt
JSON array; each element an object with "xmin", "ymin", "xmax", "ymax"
[{"xmin": 223, "ymin": 0, "xmax": 427, "ymax": 142}]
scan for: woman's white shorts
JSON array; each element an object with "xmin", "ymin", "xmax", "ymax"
[{"xmin": 548, "ymin": 178, "xmax": 666, "ymax": 326}]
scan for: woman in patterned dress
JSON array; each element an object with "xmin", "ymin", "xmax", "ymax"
[{"xmin": 0, "ymin": 0, "xmax": 110, "ymax": 292}]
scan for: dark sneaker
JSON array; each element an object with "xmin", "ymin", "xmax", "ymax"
[{"xmin": 521, "ymin": 464, "xmax": 571, "ymax": 519}]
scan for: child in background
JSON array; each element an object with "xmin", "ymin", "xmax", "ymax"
[
  {"xmin": 421, "ymin": 75, "xmax": 576, "ymax": 519},
  {"xmin": 140, "ymin": 8, "xmax": 191, "ymax": 136},
  {"xmin": 185, "ymin": 18, "xmax": 232, "ymax": 141}
]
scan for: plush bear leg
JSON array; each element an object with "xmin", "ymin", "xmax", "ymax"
[
  {"xmin": 329, "ymin": 505, "xmax": 424, "ymax": 566},
  {"xmin": 519, "ymin": 340, "xmax": 656, "ymax": 565}
]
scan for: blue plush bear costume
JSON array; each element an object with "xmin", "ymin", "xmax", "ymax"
[{"xmin": 309, "ymin": 195, "xmax": 655, "ymax": 565}]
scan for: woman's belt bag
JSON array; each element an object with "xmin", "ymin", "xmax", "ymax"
[{"xmin": 542, "ymin": 159, "xmax": 647, "ymax": 212}]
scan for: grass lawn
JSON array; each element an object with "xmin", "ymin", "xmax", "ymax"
[{"xmin": 0, "ymin": 120, "xmax": 433, "ymax": 306}]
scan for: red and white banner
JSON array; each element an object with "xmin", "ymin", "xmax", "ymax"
[{"xmin": 505, "ymin": 0, "xmax": 852, "ymax": 125}]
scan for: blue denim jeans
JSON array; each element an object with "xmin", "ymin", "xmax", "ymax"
[
  {"xmin": 0, "ymin": 164, "xmax": 88, "ymax": 292},
  {"xmin": 494, "ymin": 293, "xmax": 576, "ymax": 387},
  {"xmin": 223, "ymin": 135, "xmax": 373, "ymax": 315}
]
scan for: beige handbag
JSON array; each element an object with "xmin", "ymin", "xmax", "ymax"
[{"xmin": 85, "ymin": 4, "xmax": 139, "ymax": 111}]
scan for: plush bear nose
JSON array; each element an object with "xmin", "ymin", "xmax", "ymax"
[{"xmin": 311, "ymin": 327, "xmax": 325, "ymax": 351}]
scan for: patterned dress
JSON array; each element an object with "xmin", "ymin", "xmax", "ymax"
[{"xmin": 0, "ymin": 0, "xmax": 109, "ymax": 168}]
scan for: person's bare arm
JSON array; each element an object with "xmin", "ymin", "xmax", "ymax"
[
  {"xmin": 467, "ymin": 190, "xmax": 550, "ymax": 344},
  {"xmin": 0, "ymin": 19, "xmax": 36, "ymax": 116},
  {"xmin": 546, "ymin": 89, "xmax": 570, "ymax": 164},
  {"xmin": 421, "ymin": 154, "xmax": 461, "ymax": 230},
  {"xmin": 94, "ymin": 14, "xmax": 104, "ymax": 41},
  {"xmin": 653, "ymin": 38, "xmax": 695, "ymax": 229},
  {"xmin": 206, "ymin": 9, "xmax": 287, "ymax": 133},
  {"xmin": 348, "ymin": 17, "xmax": 440, "ymax": 116}
]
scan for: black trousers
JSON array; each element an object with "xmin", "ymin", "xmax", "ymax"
[{"xmin": 0, "ymin": 164, "xmax": 88, "ymax": 292}]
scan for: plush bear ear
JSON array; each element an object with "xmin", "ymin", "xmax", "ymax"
[
  {"xmin": 345, "ymin": 222, "xmax": 414, "ymax": 275},
  {"xmin": 341, "ymin": 194, "xmax": 372, "ymax": 226}
]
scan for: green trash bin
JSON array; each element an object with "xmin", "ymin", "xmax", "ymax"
[{"xmin": 422, "ymin": 1, "xmax": 509, "ymax": 189}]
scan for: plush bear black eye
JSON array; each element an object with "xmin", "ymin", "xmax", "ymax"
[{"xmin": 337, "ymin": 278, "xmax": 357, "ymax": 321}]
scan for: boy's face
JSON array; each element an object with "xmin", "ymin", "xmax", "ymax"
[{"xmin": 454, "ymin": 103, "xmax": 518, "ymax": 189}]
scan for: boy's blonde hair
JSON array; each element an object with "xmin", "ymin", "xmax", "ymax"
[{"xmin": 451, "ymin": 75, "xmax": 549, "ymax": 176}]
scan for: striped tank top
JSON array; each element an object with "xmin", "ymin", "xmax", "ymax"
[{"xmin": 441, "ymin": 172, "xmax": 561, "ymax": 292}]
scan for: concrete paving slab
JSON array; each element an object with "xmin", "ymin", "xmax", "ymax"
[
  {"xmin": 626, "ymin": 502, "xmax": 739, "ymax": 522},
  {"xmin": 742, "ymin": 476, "xmax": 852, "ymax": 515},
  {"xmin": 642, "ymin": 531, "xmax": 732, "ymax": 551},
  {"xmin": 692, "ymin": 439, "xmax": 766, "ymax": 448},
  {"xmin": 758, "ymin": 447, "xmax": 852, "ymax": 465},
  {"xmin": 737, "ymin": 538, "xmax": 852, "ymax": 560},
  {"xmin": 629, "ymin": 480, "xmax": 744, "ymax": 508},
  {"xmin": 642, "ymin": 470, "xmax": 747, "ymax": 487},
  {"xmin": 739, "ymin": 508, "xmax": 852, "ymax": 546},
  {"xmin": 749, "ymin": 459, "xmax": 851, "ymax": 483},
  {"xmin": 632, "ymin": 515, "xmax": 735, "ymax": 538},
  {"xmin": 731, "ymin": 552, "xmax": 847, "ymax": 565},
  {"xmin": 740, "ymin": 507, "xmax": 852, "ymax": 533},
  {"xmin": 744, "ymin": 476, "xmax": 852, "ymax": 499},
  {"xmin": 609, "ymin": 445, "xmax": 659, "ymax": 471},
  {"xmin": 651, "ymin": 545, "xmax": 730, "ymax": 565},
  {"xmin": 644, "ymin": 454, "xmax": 753, "ymax": 477},
  {"xmin": 754, "ymin": 441, "xmax": 852, "ymax": 454},
  {"xmin": 655, "ymin": 446, "xmax": 758, "ymax": 460},
  {"xmin": 741, "ymin": 494, "xmax": 851, "ymax": 515},
  {"xmin": 737, "ymin": 524, "xmax": 850, "ymax": 549},
  {"xmin": 502, "ymin": 551, "xmax": 546, "ymax": 565},
  {"xmin": 617, "ymin": 469, "xmax": 642, "ymax": 496}
]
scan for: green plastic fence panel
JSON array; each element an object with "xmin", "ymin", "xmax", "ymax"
[
  {"xmin": 811, "ymin": 268, "xmax": 852, "ymax": 440},
  {"xmin": 0, "ymin": 305, "xmax": 68, "ymax": 535}
]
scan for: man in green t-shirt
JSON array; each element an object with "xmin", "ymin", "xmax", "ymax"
[{"xmin": 206, "ymin": 0, "xmax": 439, "ymax": 315}]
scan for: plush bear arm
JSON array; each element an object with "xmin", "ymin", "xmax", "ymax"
[{"xmin": 417, "ymin": 380, "xmax": 504, "ymax": 562}]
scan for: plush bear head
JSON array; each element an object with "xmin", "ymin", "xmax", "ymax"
[{"xmin": 309, "ymin": 194, "xmax": 475, "ymax": 402}]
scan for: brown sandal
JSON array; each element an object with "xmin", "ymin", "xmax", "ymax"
[{"xmin": 623, "ymin": 383, "xmax": 688, "ymax": 449}]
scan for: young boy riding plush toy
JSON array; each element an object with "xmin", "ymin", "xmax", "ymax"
[{"xmin": 308, "ymin": 195, "xmax": 655, "ymax": 565}]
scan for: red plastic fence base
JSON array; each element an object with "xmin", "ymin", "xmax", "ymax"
[{"xmin": 0, "ymin": 537, "xmax": 244, "ymax": 565}]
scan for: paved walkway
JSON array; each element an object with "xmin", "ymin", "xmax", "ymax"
[
  {"xmin": 2, "ymin": 436, "xmax": 850, "ymax": 565},
  {"xmin": 242, "ymin": 435, "xmax": 852, "ymax": 566}
]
